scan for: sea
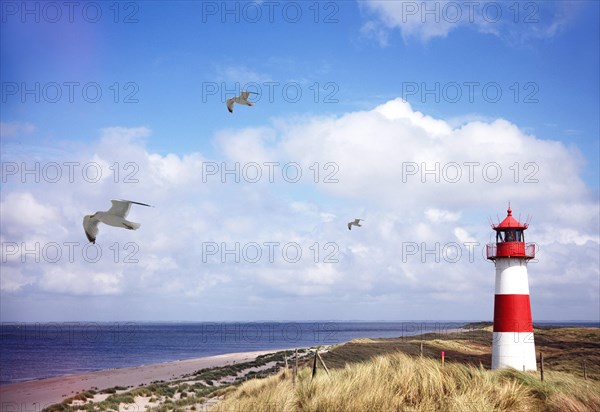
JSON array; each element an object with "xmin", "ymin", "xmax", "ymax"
[{"xmin": 1, "ymin": 321, "xmax": 597, "ymax": 385}]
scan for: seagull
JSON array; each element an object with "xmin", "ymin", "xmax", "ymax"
[
  {"xmin": 348, "ymin": 219, "xmax": 364, "ymax": 230},
  {"xmin": 226, "ymin": 91, "xmax": 259, "ymax": 113},
  {"xmin": 83, "ymin": 200, "xmax": 152, "ymax": 244}
]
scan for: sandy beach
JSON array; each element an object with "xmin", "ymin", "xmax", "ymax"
[{"xmin": 0, "ymin": 349, "xmax": 278, "ymax": 410}]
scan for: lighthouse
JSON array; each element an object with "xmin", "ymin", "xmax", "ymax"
[{"xmin": 486, "ymin": 206, "xmax": 537, "ymax": 371}]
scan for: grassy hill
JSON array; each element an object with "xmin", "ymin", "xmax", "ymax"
[{"xmin": 212, "ymin": 327, "xmax": 600, "ymax": 412}]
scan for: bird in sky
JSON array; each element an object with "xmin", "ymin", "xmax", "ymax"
[
  {"xmin": 226, "ymin": 91, "xmax": 259, "ymax": 113},
  {"xmin": 348, "ymin": 219, "xmax": 364, "ymax": 230},
  {"xmin": 83, "ymin": 199, "xmax": 152, "ymax": 244}
]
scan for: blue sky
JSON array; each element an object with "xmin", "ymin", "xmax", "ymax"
[{"xmin": 1, "ymin": 1, "xmax": 599, "ymax": 322}]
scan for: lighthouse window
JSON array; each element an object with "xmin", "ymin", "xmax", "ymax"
[
  {"xmin": 505, "ymin": 231, "xmax": 516, "ymax": 241},
  {"xmin": 496, "ymin": 232, "xmax": 504, "ymax": 242}
]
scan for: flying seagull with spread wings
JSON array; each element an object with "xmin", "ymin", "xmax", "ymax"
[
  {"xmin": 226, "ymin": 91, "xmax": 258, "ymax": 113},
  {"xmin": 83, "ymin": 199, "xmax": 152, "ymax": 244},
  {"xmin": 348, "ymin": 219, "xmax": 364, "ymax": 230}
]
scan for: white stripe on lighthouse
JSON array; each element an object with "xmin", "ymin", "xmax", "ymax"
[
  {"xmin": 492, "ymin": 332, "xmax": 537, "ymax": 370},
  {"xmin": 495, "ymin": 259, "xmax": 530, "ymax": 295}
]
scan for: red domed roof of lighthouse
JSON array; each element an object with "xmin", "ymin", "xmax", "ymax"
[{"xmin": 493, "ymin": 207, "xmax": 528, "ymax": 230}]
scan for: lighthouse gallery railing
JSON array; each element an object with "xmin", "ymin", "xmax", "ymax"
[{"xmin": 486, "ymin": 242, "xmax": 536, "ymax": 259}]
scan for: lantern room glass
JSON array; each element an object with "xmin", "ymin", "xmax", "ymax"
[{"xmin": 496, "ymin": 229, "xmax": 524, "ymax": 243}]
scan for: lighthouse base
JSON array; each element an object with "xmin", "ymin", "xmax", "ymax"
[{"xmin": 492, "ymin": 332, "xmax": 537, "ymax": 371}]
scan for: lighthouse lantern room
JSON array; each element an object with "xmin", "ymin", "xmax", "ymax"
[{"xmin": 486, "ymin": 206, "xmax": 537, "ymax": 371}]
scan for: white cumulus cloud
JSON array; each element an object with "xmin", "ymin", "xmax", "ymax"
[{"xmin": 1, "ymin": 98, "xmax": 597, "ymax": 321}]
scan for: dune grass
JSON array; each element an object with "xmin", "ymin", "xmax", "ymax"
[{"xmin": 212, "ymin": 352, "xmax": 600, "ymax": 412}]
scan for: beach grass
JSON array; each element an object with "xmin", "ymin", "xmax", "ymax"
[
  {"xmin": 319, "ymin": 326, "xmax": 599, "ymax": 380},
  {"xmin": 213, "ymin": 327, "xmax": 599, "ymax": 412},
  {"xmin": 213, "ymin": 352, "xmax": 600, "ymax": 412}
]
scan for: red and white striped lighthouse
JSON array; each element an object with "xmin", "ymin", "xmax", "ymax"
[{"xmin": 487, "ymin": 206, "xmax": 537, "ymax": 371}]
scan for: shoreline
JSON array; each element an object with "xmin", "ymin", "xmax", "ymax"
[
  {"xmin": 0, "ymin": 327, "xmax": 475, "ymax": 408},
  {"xmin": 3, "ymin": 326, "xmax": 597, "ymax": 410},
  {"xmin": 0, "ymin": 349, "xmax": 284, "ymax": 410}
]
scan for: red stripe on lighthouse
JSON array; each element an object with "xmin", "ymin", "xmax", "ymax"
[{"xmin": 493, "ymin": 294, "xmax": 533, "ymax": 332}]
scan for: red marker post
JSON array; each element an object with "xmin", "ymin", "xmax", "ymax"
[{"xmin": 441, "ymin": 351, "xmax": 445, "ymax": 367}]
